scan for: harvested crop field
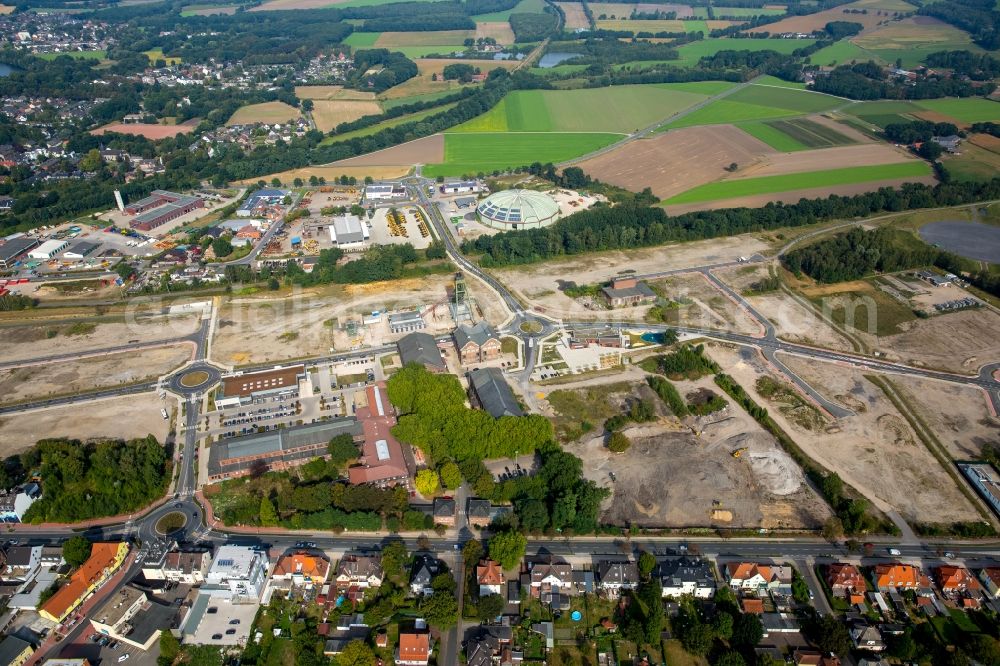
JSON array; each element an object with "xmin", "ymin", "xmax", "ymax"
[
  {"xmin": 572, "ymin": 125, "xmax": 774, "ymax": 200},
  {"xmin": 310, "ymin": 99, "xmax": 383, "ymax": 132},
  {"xmin": 375, "ymin": 30, "xmax": 473, "ymax": 47},
  {"xmin": 555, "ymin": 1, "xmax": 590, "ymax": 29},
  {"xmin": 891, "ymin": 376, "xmax": 1000, "ymax": 460},
  {"xmin": 90, "ymin": 120, "xmax": 198, "ymax": 139},
  {"xmin": 739, "ymin": 117, "xmax": 857, "ymax": 151},
  {"xmin": 226, "ymin": 101, "xmax": 300, "ymax": 126},
  {"xmin": 329, "ymin": 134, "xmax": 444, "ymax": 166},
  {"xmin": 852, "ymin": 17, "xmax": 981, "ymax": 68},
  {"xmin": 566, "ymin": 372, "xmax": 832, "ymax": 529},
  {"xmin": 732, "ymin": 143, "xmax": 914, "ymax": 179},
  {"xmin": 0, "ymin": 346, "xmax": 191, "ymax": 406},
  {"xmin": 588, "ymin": 2, "xmax": 694, "ymax": 17},
  {"xmin": 713, "ymin": 344, "xmax": 980, "ymax": 525},
  {"xmin": 750, "ymin": 0, "xmax": 909, "ymax": 34},
  {"xmin": 476, "ymin": 21, "xmax": 515, "ymax": 42},
  {"xmin": 240, "ymin": 165, "xmax": 410, "ymax": 186},
  {"xmin": 295, "ymin": 85, "xmax": 377, "ymax": 101},
  {"xmin": 0, "ymin": 393, "xmax": 173, "ymax": 457},
  {"xmin": 416, "ymin": 58, "xmax": 519, "ymax": 77}
]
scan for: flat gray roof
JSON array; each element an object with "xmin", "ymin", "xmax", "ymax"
[{"xmin": 208, "ymin": 418, "xmax": 361, "ymax": 478}]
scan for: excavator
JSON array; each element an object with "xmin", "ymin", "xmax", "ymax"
[{"xmin": 731, "ymin": 447, "xmax": 748, "ymax": 458}]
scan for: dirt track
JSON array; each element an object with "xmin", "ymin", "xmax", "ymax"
[
  {"xmin": 573, "ymin": 126, "xmax": 774, "ymax": 200},
  {"xmin": 730, "ymin": 144, "xmax": 916, "ymax": 179},
  {"xmin": 329, "ymin": 134, "xmax": 444, "ymax": 167}
]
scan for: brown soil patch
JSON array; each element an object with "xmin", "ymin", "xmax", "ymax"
[
  {"xmin": 416, "ymin": 58, "xmax": 519, "ymax": 77},
  {"xmin": 555, "ymin": 1, "xmax": 591, "ymax": 30},
  {"xmin": 731, "ymin": 144, "xmax": 915, "ymax": 179},
  {"xmin": 90, "ymin": 120, "xmax": 198, "ymax": 139},
  {"xmin": 892, "ymin": 376, "xmax": 1000, "ymax": 460},
  {"xmin": 714, "ymin": 343, "xmax": 979, "ymax": 524},
  {"xmin": 238, "ymin": 165, "xmax": 411, "ymax": 186},
  {"xmin": 311, "ymin": 99, "xmax": 383, "ymax": 132},
  {"xmin": 649, "ymin": 272, "xmax": 766, "ymax": 336},
  {"xmin": 0, "ymin": 5, "xmax": 15, "ymax": 13},
  {"xmin": 868, "ymin": 307, "xmax": 1000, "ymax": 373},
  {"xmin": 226, "ymin": 101, "xmax": 300, "ymax": 126},
  {"xmin": 375, "ymin": 30, "xmax": 474, "ymax": 47},
  {"xmin": 664, "ymin": 176, "xmax": 937, "ymax": 214},
  {"xmin": 971, "ymin": 133, "xmax": 1000, "ymax": 152},
  {"xmin": 0, "ymin": 393, "xmax": 173, "ymax": 457},
  {"xmin": 476, "ymin": 21, "xmax": 517, "ymax": 43},
  {"xmin": 328, "ymin": 134, "xmax": 445, "ymax": 167},
  {"xmin": 751, "ymin": 0, "xmax": 905, "ymax": 33},
  {"xmin": 589, "ymin": 2, "xmax": 694, "ymax": 18},
  {"xmin": 572, "ymin": 125, "xmax": 774, "ymax": 200},
  {"xmin": 911, "ymin": 110, "xmax": 967, "ymax": 126}
]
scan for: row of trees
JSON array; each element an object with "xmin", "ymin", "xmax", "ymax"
[{"xmin": 811, "ymin": 63, "xmax": 993, "ymax": 100}]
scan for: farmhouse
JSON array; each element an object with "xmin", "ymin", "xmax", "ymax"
[
  {"xmin": 207, "ymin": 418, "xmax": 362, "ymax": 482},
  {"xmin": 0, "ymin": 237, "xmax": 39, "ymax": 269},
  {"xmin": 364, "ymin": 184, "xmax": 406, "ymax": 201},
  {"xmin": 477, "ymin": 189, "xmax": 560, "ymax": 230},
  {"xmin": 347, "ymin": 383, "xmax": 411, "ymax": 488},
  {"xmin": 602, "ymin": 276, "xmax": 656, "ymax": 307},
  {"xmin": 27, "ymin": 239, "xmax": 69, "ymax": 259},
  {"xmin": 216, "ymin": 364, "xmax": 307, "ymax": 409},
  {"xmin": 468, "ymin": 367, "xmax": 523, "ymax": 418},
  {"xmin": 39, "ymin": 542, "xmax": 130, "ymax": 623},
  {"xmin": 329, "ymin": 214, "xmax": 370, "ymax": 251},
  {"xmin": 454, "ymin": 321, "xmax": 501, "ymax": 365},
  {"xmin": 396, "ymin": 332, "xmax": 446, "ymax": 372}
]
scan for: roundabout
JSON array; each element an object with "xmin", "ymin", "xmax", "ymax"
[
  {"xmin": 179, "ymin": 370, "xmax": 211, "ymax": 388},
  {"xmin": 154, "ymin": 510, "xmax": 187, "ymax": 535},
  {"xmin": 166, "ymin": 361, "xmax": 223, "ymax": 397},
  {"xmin": 519, "ymin": 320, "xmax": 544, "ymax": 334}
]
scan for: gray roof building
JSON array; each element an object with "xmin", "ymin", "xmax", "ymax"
[
  {"xmin": 397, "ymin": 332, "xmax": 445, "ymax": 371},
  {"xmin": 330, "ymin": 214, "xmax": 369, "ymax": 246},
  {"xmin": 0, "ymin": 635, "xmax": 33, "ymax": 665},
  {"xmin": 597, "ymin": 560, "xmax": 640, "ymax": 588},
  {"xmin": 64, "ymin": 241, "xmax": 101, "ymax": 258},
  {"xmin": 454, "ymin": 321, "xmax": 499, "ymax": 350},
  {"xmin": 468, "ymin": 368, "xmax": 522, "ymax": 418},
  {"xmin": 0, "ymin": 236, "xmax": 39, "ymax": 268}
]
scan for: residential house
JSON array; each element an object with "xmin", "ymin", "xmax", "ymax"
[
  {"xmin": 454, "ymin": 321, "xmax": 501, "ymax": 365},
  {"xmin": 410, "ymin": 555, "xmax": 442, "ymax": 596},
  {"xmin": 40, "ymin": 542, "xmax": 130, "ymax": 623},
  {"xmin": 726, "ymin": 562, "xmax": 771, "ymax": 591},
  {"xmin": 142, "ymin": 550, "xmax": 211, "ymax": 584},
  {"xmin": 477, "ymin": 559, "xmax": 504, "ymax": 597},
  {"xmin": 0, "ymin": 483, "xmax": 42, "ymax": 523},
  {"xmin": 528, "ymin": 557, "xmax": 573, "ymax": 608},
  {"xmin": 794, "ymin": 649, "xmax": 842, "ymax": 666},
  {"xmin": 465, "ymin": 626, "xmax": 513, "ymax": 666},
  {"xmin": 978, "ymin": 567, "xmax": 1000, "ymax": 598},
  {"xmin": 397, "ymin": 632, "xmax": 431, "ymax": 666},
  {"xmin": 935, "ymin": 565, "xmax": 980, "ymax": 595},
  {"xmin": 335, "ymin": 554, "xmax": 383, "ymax": 599},
  {"xmin": 872, "ymin": 563, "xmax": 930, "ymax": 592},
  {"xmin": 826, "ymin": 563, "xmax": 865, "ymax": 598},
  {"xmin": 467, "ymin": 499, "xmax": 492, "ymax": 527},
  {"xmin": 658, "ymin": 557, "xmax": 716, "ymax": 599},
  {"xmin": 0, "ymin": 635, "xmax": 33, "ymax": 666},
  {"xmin": 272, "ymin": 551, "xmax": 330, "ymax": 587},
  {"xmin": 851, "ymin": 623, "xmax": 886, "ymax": 653},
  {"xmin": 596, "ymin": 560, "xmax": 639, "ymax": 597},
  {"xmin": 2, "ymin": 545, "xmax": 42, "ymax": 582},
  {"xmin": 433, "ymin": 497, "xmax": 456, "ymax": 526}
]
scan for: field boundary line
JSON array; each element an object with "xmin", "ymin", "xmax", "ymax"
[{"xmin": 747, "ymin": 82, "xmax": 853, "ymax": 102}]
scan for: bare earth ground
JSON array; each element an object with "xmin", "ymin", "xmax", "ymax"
[
  {"xmin": 90, "ymin": 120, "xmax": 198, "ymax": 139},
  {"xmin": 494, "ymin": 233, "xmax": 770, "ymax": 318},
  {"xmin": 730, "ymin": 144, "xmax": 915, "ymax": 179},
  {"xmin": 328, "ymin": 134, "xmax": 444, "ymax": 167},
  {"xmin": 0, "ymin": 393, "xmax": 172, "ymax": 457},
  {"xmin": 416, "ymin": 58, "xmax": 519, "ymax": 78},
  {"xmin": 238, "ymin": 165, "xmax": 411, "ymax": 186},
  {"xmin": 713, "ymin": 263, "xmax": 859, "ymax": 351},
  {"xmin": 211, "ymin": 277, "xmax": 454, "ymax": 365},
  {"xmin": 664, "ymin": 176, "xmax": 938, "ymax": 214},
  {"xmin": 476, "ymin": 21, "xmax": 516, "ymax": 43},
  {"xmin": 566, "ymin": 373, "xmax": 832, "ymax": 529},
  {"xmin": 0, "ymin": 346, "xmax": 191, "ymax": 405},
  {"xmin": 381, "ymin": 77, "xmax": 466, "ymax": 100},
  {"xmin": 375, "ymin": 30, "xmax": 474, "ymax": 47},
  {"xmin": 588, "ymin": 2, "xmax": 694, "ymax": 18},
  {"xmin": 572, "ymin": 126, "xmax": 775, "ymax": 200},
  {"xmin": 767, "ymin": 350, "xmax": 981, "ymax": 524},
  {"xmin": 310, "ymin": 100, "xmax": 383, "ymax": 133},
  {"xmin": 555, "ymin": 1, "xmax": 591, "ymax": 30},
  {"xmin": 464, "ymin": 274, "xmax": 513, "ymax": 326},
  {"xmin": 0, "ymin": 314, "xmax": 200, "ymax": 362},
  {"xmin": 226, "ymin": 101, "xmax": 300, "ymax": 126},
  {"xmin": 650, "ymin": 272, "xmax": 766, "ymax": 335},
  {"xmin": 750, "ymin": 0, "xmax": 904, "ymax": 34},
  {"xmin": 295, "ymin": 86, "xmax": 378, "ymax": 101},
  {"xmin": 890, "ymin": 376, "xmax": 1000, "ymax": 460}
]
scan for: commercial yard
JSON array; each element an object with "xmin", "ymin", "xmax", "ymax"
[
  {"xmin": 226, "ymin": 101, "xmax": 301, "ymax": 126},
  {"xmin": 565, "ymin": 372, "xmax": 832, "ymax": 529},
  {"xmin": 711, "ymin": 344, "xmax": 981, "ymax": 525},
  {"xmin": 0, "ymin": 393, "xmax": 173, "ymax": 457},
  {"xmin": 572, "ymin": 125, "xmax": 774, "ymax": 200},
  {"xmin": 0, "ymin": 346, "xmax": 191, "ymax": 406}
]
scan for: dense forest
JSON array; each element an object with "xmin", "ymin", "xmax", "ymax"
[
  {"xmin": 883, "ymin": 120, "xmax": 959, "ymax": 144},
  {"xmin": 510, "ymin": 10, "xmax": 561, "ymax": 42},
  {"xmin": 924, "ymin": 50, "xmax": 1000, "ymax": 80},
  {"xmin": 20, "ymin": 437, "xmax": 170, "ymax": 523},
  {"xmin": 465, "ymin": 177, "xmax": 1000, "ymax": 271},
  {"xmin": 344, "ymin": 49, "xmax": 419, "ymax": 93},
  {"xmin": 811, "ymin": 63, "xmax": 993, "ymax": 99}
]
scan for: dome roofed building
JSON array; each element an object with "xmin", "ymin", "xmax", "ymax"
[{"xmin": 476, "ymin": 189, "xmax": 561, "ymax": 230}]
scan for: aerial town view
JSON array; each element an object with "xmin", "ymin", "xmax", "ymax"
[{"xmin": 2, "ymin": 0, "xmax": 1000, "ymax": 664}]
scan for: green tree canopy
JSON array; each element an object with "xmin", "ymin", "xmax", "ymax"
[
  {"xmin": 62, "ymin": 535, "xmax": 92, "ymax": 568},
  {"xmin": 488, "ymin": 530, "xmax": 527, "ymax": 570}
]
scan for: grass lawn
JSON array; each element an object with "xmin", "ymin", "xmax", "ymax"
[
  {"xmin": 914, "ymin": 97, "xmax": 1000, "ymax": 124},
  {"xmin": 665, "ymin": 161, "xmax": 932, "ymax": 204},
  {"xmin": 376, "ymin": 29, "xmax": 474, "ymax": 47},
  {"xmin": 453, "ymin": 83, "xmax": 720, "ymax": 133},
  {"xmin": 226, "ymin": 101, "xmax": 300, "ymax": 126},
  {"xmin": 321, "ymin": 102, "xmax": 459, "ymax": 144},
  {"xmin": 811, "ymin": 39, "xmax": 881, "ymax": 66},
  {"xmin": 381, "ymin": 89, "xmax": 464, "ymax": 109},
  {"xmin": 738, "ymin": 121, "xmax": 810, "ymax": 151},
  {"xmin": 852, "ymin": 19, "xmax": 982, "ymax": 68},
  {"xmin": 546, "ymin": 381, "xmax": 632, "ymax": 441},
  {"xmin": 473, "ymin": 0, "xmax": 544, "ymax": 20},
  {"xmin": 37, "ymin": 50, "xmax": 106, "ymax": 60},
  {"xmin": 673, "ymin": 37, "xmax": 817, "ymax": 67},
  {"xmin": 425, "ymin": 132, "xmax": 621, "ymax": 176},
  {"xmin": 343, "ymin": 31, "xmax": 381, "ymax": 47},
  {"xmin": 754, "ymin": 74, "xmax": 807, "ymax": 89},
  {"xmin": 665, "ymin": 84, "xmax": 841, "ymax": 128},
  {"xmin": 942, "ymin": 143, "xmax": 1000, "ymax": 182},
  {"xmin": 142, "ymin": 48, "xmax": 181, "ymax": 65},
  {"xmin": 662, "ymin": 640, "xmax": 710, "ymax": 666},
  {"xmin": 809, "ymin": 282, "xmax": 918, "ymax": 336}
]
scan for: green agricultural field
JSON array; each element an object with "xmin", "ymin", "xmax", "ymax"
[
  {"xmin": 343, "ymin": 32, "xmax": 381, "ymax": 47},
  {"xmin": 754, "ymin": 75, "xmax": 806, "ymax": 89},
  {"xmin": 37, "ymin": 50, "xmax": 106, "ymax": 60},
  {"xmin": 738, "ymin": 121, "xmax": 809, "ymax": 151},
  {"xmin": 673, "ymin": 38, "xmax": 817, "ymax": 67},
  {"xmin": 843, "ymin": 100, "xmax": 922, "ymax": 127},
  {"xmin": 665, "ymin": 84, "xmax": 841, "ymax": 128},
  {"xmin": 381, "ymin": 89, "xmax": 463, "ymax": 110},
  {"xmin": 665, "ymin": 161, "xmax": 932, "ymax": 204},
  {"xmin": 453, "ymin": 83, "xmax": 724, "ymax": 133},
  {"xmin": 473, "ymin": 0, "xmax": 544, "ymax": 20},
  {"xmin": 765, "ymin": 117, "xmax": 855, "ymax": 148},
  {"xmin": 423, "ymin": 132, "xmax": 621, "ymax": 176},
  {"xmin": 914, "ymin": 98, "xmax": 1000, "ymax": 124},
  {"xmin": 319, "ymin": 102, "xmax": 459, "ymax": 144},
  {"xmin": 810, "ymin": 39, "xmax": 879, "ymax": 66},
  {"xmin": 852, "ymin": 20, "xmax": 981, "ymax": 68},
  {"xmin": 944, "ymin": 143, "xmax": 1000, "ymax": 182}
]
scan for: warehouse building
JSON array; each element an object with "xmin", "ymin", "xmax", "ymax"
[
  {"xmin": 364, "ymin": 184, "xmax": 406, "ymax": 201},
  {"xmin": 0, "ymin": 236, "xmax": 39, "ymax": 269},
  {"xmin": 388, "ymin": 310, "xmax": 425, "ymax": 334},
  {"xmin": 216, "ymin": 364, "xmax": 307, "ymax": 409},
  {"xmin": 329, "ymin": 214, "xmax": 370, "ymax": 251},
  {"xmin": 27, "ymin": 239, "xmax": 70, "ymax": 259},
  {"xmin": 477, "ymin": 189, "xmax": 560, "ymax": 230},
  {"xmin": 207, "ymin": 418, "xmax": 362, "ymax": 481},
  {"xmin": 63, "ymin": 241, "xmax": 101, "ymax": 259},
  {"xmin": 441, "ymin": 180, "xmax": 480, "ymax": 194},
  {"xmin": 129, "ymin": 192, "xmax": 203, "ymax": 232}
]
